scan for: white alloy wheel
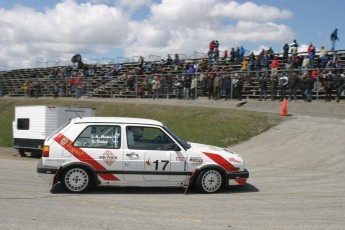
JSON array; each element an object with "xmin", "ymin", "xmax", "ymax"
[
  {"xmin": 197, "ymin": 169, "xmax": 223, "ymax": 193},
  {"xmin": 62, "ymin": 167, "xmax": 91, "ymax": 193}
]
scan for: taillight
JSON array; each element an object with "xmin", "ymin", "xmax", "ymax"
[{"xmin": 42, "ymin": 146, "xmax": 50, "ymax": 157}]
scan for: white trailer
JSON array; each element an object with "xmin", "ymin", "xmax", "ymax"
[{"xmin": 13, "ymin": 105, "xmax": 95, "ymax": 156}]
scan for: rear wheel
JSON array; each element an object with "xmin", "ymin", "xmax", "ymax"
[
  {"xmin": 61, "ymin": 167, "xmax": 92, "ymax": 193},
  {"xmin": 196, "ymin": 169, "xmax": 224, "ymax": 193}
]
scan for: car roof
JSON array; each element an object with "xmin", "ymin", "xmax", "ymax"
[{"xmin": 73, "ymin": 117, "xmax": 163, "ymax": 126}]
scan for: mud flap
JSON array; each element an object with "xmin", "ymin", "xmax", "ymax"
[
  {"xmin": 184, "ymin": 168, "xmax": 199, "ymax": 195},
  {"xmin": 50, "ymin": 166, "xmax": 63, "ymax": 193}
]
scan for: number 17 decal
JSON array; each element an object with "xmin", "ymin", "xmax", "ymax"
[{"xmin": 153, "ymin": 160, "xmax": 169, "ymax": 171}]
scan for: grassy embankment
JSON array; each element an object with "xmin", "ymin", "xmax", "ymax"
[{"xmin": 0, "ymin": 97, "xmax": 281, "ymax": 148}]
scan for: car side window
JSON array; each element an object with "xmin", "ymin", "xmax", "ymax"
[
  {"xmin": 126, "ymin": 126, "xmax": 176, "ymax": 150},
  {"xmin": 74, "ymin": 125, "xmax": 121, "ymax": 149}
]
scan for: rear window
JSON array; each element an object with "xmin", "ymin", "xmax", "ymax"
[
  {"xmin": 74, "ymin": 125, "xmax": 121, "ymax": 149},
  {"xmin": 17, "ymin": 118, "xmax": 30, "ymax": 130}
]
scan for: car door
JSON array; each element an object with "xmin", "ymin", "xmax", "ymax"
[{"xmin": 123, "ymin": 125, "xmax": 187, "ymax": 182}]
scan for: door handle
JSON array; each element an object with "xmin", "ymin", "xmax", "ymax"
[{"xmin": 126, "ymin": 152, "xmax": 139, "ymax": 157}]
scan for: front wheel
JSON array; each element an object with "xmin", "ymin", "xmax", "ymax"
[
  {"xmin": 61, "ymin": 167, "xmax": 92, "ymax": 193},
  {"xmin": 196, "ymin": 169, "xmax": 224, "ymax": 193}
]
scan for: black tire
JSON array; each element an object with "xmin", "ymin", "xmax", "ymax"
[
  {"xmin": 61, "ymin": 167, "xmax": 92, "ymax": 193},
  {"xmin": 195, "ymin": 169, "xmax": 224, "ymax": 193},
  {"xmin": 18, "ymin": 149, "xmax": 25, "ymax": 157}
]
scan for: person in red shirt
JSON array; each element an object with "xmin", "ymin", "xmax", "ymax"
[
  {"xmin": 209, "ymin": 40, "xmax": 215, "ymax": 50},
  {"xmin": 68, "ymin": 76, "xmax": 75, "ymax": 94},
  {"xmin": 223, "ymin": 50, "xmax": 228, "ymax": 60},
  {"xmin": 311, "ymin": 68, "xmax": 318, "ymax": 79},
  {"xmin": 307, "ymin": 42, "xmax": 316, "ymax": 55},
  {"xmin": 271, "ymin": 56, "xmax": 279, "ymax": 76},
  {"xmin": 307, "ymin": 42, "xmax": 316, "ymax": 68}
]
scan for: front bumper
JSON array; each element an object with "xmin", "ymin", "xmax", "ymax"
[{"xmin": 226, "ymin": 169, "xmax": 249, "ymax": 186}]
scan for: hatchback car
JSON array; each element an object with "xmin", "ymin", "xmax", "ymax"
[{"xmin": 37, "ymin": 117, "xmax": 249, "ymax": 193}]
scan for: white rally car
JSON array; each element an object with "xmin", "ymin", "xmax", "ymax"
[{"xmin": 37, "ymin": 117, "xmax": 249, "ymax": 193}]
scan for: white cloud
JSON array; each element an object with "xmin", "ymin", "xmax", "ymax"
[
  {"xmin": 211, "ymin": 1, "xmax": 292, "ymax": 22},
  {"xmin": 0, "ymin": 0, "xmax": 295, "ymax": 70}
]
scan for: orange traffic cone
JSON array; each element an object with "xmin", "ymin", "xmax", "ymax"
[{"xmin": 280, "ymin": 98, "xmax": 288, "ymax": 116}]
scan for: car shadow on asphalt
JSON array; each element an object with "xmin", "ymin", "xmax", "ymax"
[{"xmin": 51, "ymin": 182, "xmax": 259, "ymax": 195}]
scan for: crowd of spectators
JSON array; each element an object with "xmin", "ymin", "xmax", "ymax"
[{"xmin": 13, "ymin": 36, "xmax": 345, "ymax": 102}]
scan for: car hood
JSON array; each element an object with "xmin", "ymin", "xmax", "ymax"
[{"xmin": 188, "ymin": 142, "xmax": 243, "ymax": 164}]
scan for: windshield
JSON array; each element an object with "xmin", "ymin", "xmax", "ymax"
[{"xmin": 163, "ymin": 125, "xmax": 191, "ymax": 150}]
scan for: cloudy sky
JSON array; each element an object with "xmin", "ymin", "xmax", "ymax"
[{"xmin": 0, "ymin": 0, "xmax": 343, "ymax": 70}]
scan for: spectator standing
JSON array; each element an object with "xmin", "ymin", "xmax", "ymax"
[
  {"xmin": 223, "ymin": 75, "xmax": 232, "ymax": 100},
  {"xmin": 166, "ymin": 74, "xmax": 173, "ymax": 95},
  {"xmin": 262, "ymin": 54, "xmax": 270, "ymax": 77},
  {"xmin": 304, "ymin": 74, "xmax": 315, "ymax": 102},
  {"xmin": 254, "ymin": 56, "xmax": 261, "ymax": 80},
  {"xmin": 330, "ymin": 29, "xmax": 339, "ymax": 50},
  {"xmin": 307, "ymin": 42, "xmax": 316, "ymax": 68},
  {"xmin": 258, "ymin": 75, "xmax": 267, "ymax": 101},
  {"xmin": 138, "ymin": 56, "xmax": 144, "ymax": 69},
  {"xmin": 53, "ymin": 83, "xmax": 59, "ymax": 99},
  {"xmin": 23, "ymin": 80, "xmax": 30, "ymax": 97},
  {"xmin": 175, "ymin": 76, "xmax": 183, "ymax": 99},
  {"xmin": 301, "ymin": 56, "xmax": 310, "ymax": 74},
  {"xmin": 230, "ymin": 48, "xmax": 236, "ymax": 64},
  {"xmin": 223, "ymin": 50, "xmax": 228, "ymax": 60},
  {"xmin": 241, "ymin": 58, "xmax": 248, "ymax": 77},
  {"xmin": 320, "ymin": 45, "xmax": 327, "ymax": 59},
  {"xmin": 320, "ymin": 46, "xmax": 329, "ymax": 68},
  {"xmin": 151, "ymin": 76, "xmax": 160, "ymax": 99},
  {"xmin": 213, "ymin": 74, "xmax": 221, "ymax": 100},
  {"xmin": 282, "ymin": 42, "xmax": 289, "ymax": 63},
  {"xmin": 287, "ymin": 73, "xmax": 298, "ymax": 101},
  {"xmin": 270, "ymin": 74, "xmax": 278, "ymax": 101},
  {"xmin": 68, "ymin": 76, "xmax": 75, "ymax": 94},
  {"xmin": 239, "ymin": 46, "xmax": 246, "ymax": 62},
  {"xmin": 183, "ymin": 75, "xmax": 191, "ymax": 99},
  {"xmin": 322, "ymin": 72, "xmax": 333, "ymax": 102},
  {"xmin": 271, "ymin": 56, "xmax": 279, "ymax": 77},
  {"xmin": 333, "ymin": 73, "xmax": 344, "ymax": 102},
  {"xmin": 298, "ymin": 74, "xmax": 307, "ymax": 101},
  {"xmin": 232, "ymin": 76, "xmax": 238, "ymax": 100},
  {"xmin": 236, "ymin": 76, "xmax": 244, "ymax": 101},
  {"xmin": 190, "ymin": 75, "xmax": 197, "ymax": 100},
  {"xmin": 278, "ymin": 73, "xmax": 288, "ymax": 101},
  {"xmin": 267, "ymin": 47, "xmax": 275, "ymax": 60},
  {"xmin": 200, "ymin": 72, "xmax": 207, "ymax": 96},
  {"xmin": 290, "ymin": 39, "xmax": 299, "ymax": 57},
  {"xmin": 209, "ymin": 40, "xmax": 216, "ymax": 50}
]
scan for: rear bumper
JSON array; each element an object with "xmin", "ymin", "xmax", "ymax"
[{"xmin": 36, "ymin": 158, "xmax": 58, "ymax": 184}]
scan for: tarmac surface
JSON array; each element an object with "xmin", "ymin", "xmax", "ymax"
[{"xmin": 0, "ymin": 97, "xmax": 345, "ymax": 230}]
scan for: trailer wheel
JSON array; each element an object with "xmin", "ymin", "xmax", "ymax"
[
  {"xmin": 61, "ymin": 167, "xmax": 93, "ymax": 193},
  {"xmin": 196, "ymin": 169, "xmax": 224, "ymax": 193},
  {"xmin": 18, "ymin": 149, "xmax": 25, "ymax": 157}
]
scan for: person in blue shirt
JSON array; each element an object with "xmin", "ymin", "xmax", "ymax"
[{"xmin": 330, "ymin": 29, "xmax": 339, "ymax": 50}]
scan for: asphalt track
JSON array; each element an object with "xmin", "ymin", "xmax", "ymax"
[{"xmin": 0, "ymin": 98, "xmax": 344, "ymax": 230}]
